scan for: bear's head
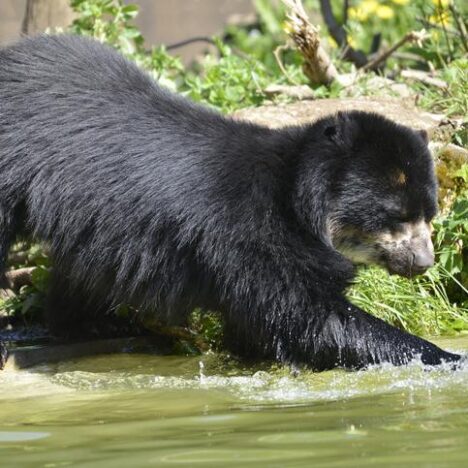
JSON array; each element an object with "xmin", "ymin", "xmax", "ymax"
[{"xmin": 304, "ymin": 111, "xmax": 437, "ymax": 278}]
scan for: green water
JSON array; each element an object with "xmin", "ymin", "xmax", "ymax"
[{"xmin": 1, "ymin": 337, "xmax": 468, "ymax": 467}]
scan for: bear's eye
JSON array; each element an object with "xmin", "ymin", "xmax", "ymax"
[{"xmin": 387, "ymin": 211, "xmax": 410, "ymax": 224}]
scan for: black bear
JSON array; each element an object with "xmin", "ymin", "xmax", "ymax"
[{"xmin": 0, "ymin": 35, "xmax": 461, "ymax": 370}]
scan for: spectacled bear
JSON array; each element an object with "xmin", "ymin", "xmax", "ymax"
[{"xmin": 0, "ymin": 35, "xmax": 461, "ymax": 370}]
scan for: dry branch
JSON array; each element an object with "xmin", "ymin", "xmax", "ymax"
[
  {"xmin": 282, "ymin": 0, "xmax": 338, "ymax": 85},
  {"xmin": 4, "ymin": 267, "xmax": 34, "ymax": 290},
  {"xmin": 401, "ymin": 70, "xmax": 448, "ymax": 89},
  {"xmin": 362, "ymin": 30, "xmax": 429, "ymax": 72}
]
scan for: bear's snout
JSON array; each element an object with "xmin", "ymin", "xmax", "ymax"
[{"xmin": 382, "ymin": 220, "xmax": 435, "ymax": 278}]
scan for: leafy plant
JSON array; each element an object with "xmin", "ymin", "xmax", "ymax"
[
  {"xmin": 185, "ymin": 39, "xmax": 271, "ymax": 112},
  {"xmin": 433, "ymin": 197, "xmax": 468, "ymax": 305},
  {"xmin": 419, "ymin": 58, "xmax": 467, "ymax": 112},
  {"xmin": 0, "ymin": 264, "xmax": 50, "ymax": 324},
  {"xmin": 70, "ymin": 0, "xmax": 184, "ymax": 89},
  {"xmin": 70, "ymin": 0, "xmax": 143, "ymax": 53}
]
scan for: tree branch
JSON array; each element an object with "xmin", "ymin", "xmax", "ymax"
[
  {"xmin": 282, "ymin": 0, "xmax": 339, "ymax": 85},
  {"xmin": 319, "ymin": 0, "xmax": 368, "ymax": 67},
  {"xmin": 362, "ymin": 30, "xmax": 429, "ymax": 72}
]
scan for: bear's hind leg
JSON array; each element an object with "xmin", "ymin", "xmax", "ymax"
[
  {"xmin": 46, "ymin": 270, "xmax": 144, "ymax": 340},
  {"xmin": 46, "ymin": 271, "xmax": 96, "ymax": 339}
]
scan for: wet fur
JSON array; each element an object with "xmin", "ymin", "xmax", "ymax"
[{"xmin": 0, "ymin": 35, "xmax": 460, "ymax": 370}]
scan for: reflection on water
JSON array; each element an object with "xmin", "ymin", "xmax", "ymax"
[{"xmin": 1, "ymin": 336, "xmax": 468, "ymax": 467}]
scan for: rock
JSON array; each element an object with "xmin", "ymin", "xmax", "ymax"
[
  {"xmin": 233, "ymin": 97, "xmax": 462, "ymax": 141},
  {"xmin": 337, "ymin": 74, "xmax": 414, "ymax": 98},
  {"xmin": 264, "ymin": 84, "xmax": 315, "ymax": 100},
  {"xmin": 430, "ymin": 142, "xmax": 468, "ymax": 162},
  {"xmin": 431, "ymin": 142, "xmax": 468, "ymax": 209},
  {"xmin": 358, "ymin": 76, "xmax": 414, "ymax": 98}
]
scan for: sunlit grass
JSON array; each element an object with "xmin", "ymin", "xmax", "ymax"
[{"xmin": 349, "ymin": 265, "xmax": 468, "ymax": 337}]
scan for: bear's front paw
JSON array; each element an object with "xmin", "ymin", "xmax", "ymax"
[
  {"xmin": 420, "ymin": 346, "xmax": 461, "ymax": 367},
  {"xmin": 446, "ymin": 351, "xmax": 468, "ymax": 371}
]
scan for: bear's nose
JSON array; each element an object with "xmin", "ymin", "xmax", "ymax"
[{"xmin": 412, "ymin": 251, "xmax": 434, "ymax": 274}]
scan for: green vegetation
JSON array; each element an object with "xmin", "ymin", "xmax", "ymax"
[{"xmin": 1, "ymin": 0, "xmax": 466, "ymax": 347}]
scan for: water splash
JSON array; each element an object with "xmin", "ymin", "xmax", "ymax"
[
  {"xmin": 29, "ymin": 351, "xmax": 466, "ymax": 402},
  {"xmin": 2, "ymin": 345, "xmax": 467, "ymax": 404}
]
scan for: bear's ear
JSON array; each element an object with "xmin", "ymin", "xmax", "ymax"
[
  {"xmin": 418, "ymin": 129, "xmax": 429, "ymax": 144},
  {"xmin": 324, "ymin": 125, "xmax": 337, "ymax": 139},
  {"xmin": 324, "ymin": 124, "xmax": 343, "ymax": 147}
]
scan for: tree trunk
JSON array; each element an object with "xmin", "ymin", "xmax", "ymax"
[{"xmin": 22, "ymin": 0, "xmax": 75, "ymax": 35}]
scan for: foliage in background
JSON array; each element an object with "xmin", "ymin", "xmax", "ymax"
[
  {"xmin": 70, "ymin": 0, "xmax": 143, "ymax": 53},
  {"xmin": 0, "ymin": 244, "xmax": 50, "ymax": 324},
  {"xmin": 417, "ymin": 58, "xmax": 467, "ymax": 118},
  {"xmin": 1, "ymin": 0, "xmax": 467, "ymax": 345},
  {"xmin": 185, "ymin": 40, "xmax": 272, "ymax": 112},
  {"xmin": 70, "ymin": 0, "xmax": 185, "ymax": 89}
]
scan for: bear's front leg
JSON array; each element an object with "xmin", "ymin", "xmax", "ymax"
[
  {"xmin": 226, "ymin": 294, "xmax": 461, "ymax": 371},
  {"xmin": 218, "ymin": 248, "xmax": 461, "ymax": 370},
  {"xmin": 296, "ymin": 298, "xmax": 462, "ymax": 370},
  {"xmin": 211, "ymin": 231, "xmax": 462, "ymax": 370}
]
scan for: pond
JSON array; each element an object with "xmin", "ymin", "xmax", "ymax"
[{"xmin": 1, "ymin": 336, "xmax": 468, "ymax": 467}]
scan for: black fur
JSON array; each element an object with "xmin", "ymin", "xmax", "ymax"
[{"xmin": 0, "ymin": 35, "xmax": 460, "ymax": 370}]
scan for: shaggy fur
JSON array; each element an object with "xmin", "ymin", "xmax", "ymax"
[{"xmin": 0, "ymin": 35, "xmax": 461, "ymax": 370}]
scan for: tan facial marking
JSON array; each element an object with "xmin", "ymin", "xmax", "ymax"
[
  {"xmin": 376, "ymin": 220, "xmax": 435, "ymax": 274},
  {"xmin": 330, "ymin": 220, "xmax": 434, "ymax": 272},
  {"xmin": 397, "ymin": 171, "xmax": 406, "ymax": 185},
  {"xmin": 328, "ymin": 224, "xmax": 377, "ymax": 265},
  {"xmin": 377, "ymin": 220, "xmax": 432, "ymax": 249},
  {"xmin": 391, "ymin": 170, "xmax": 407, "ymax": 186}
]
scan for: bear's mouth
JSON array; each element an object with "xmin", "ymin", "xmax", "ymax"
[{"xmin": 330, "ymin": 221, "xmax": 434, "ymax": 278}]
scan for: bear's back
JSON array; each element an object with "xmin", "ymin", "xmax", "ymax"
[{"xmin": 1, "ymin": 35, "xmax": 155, "ymax": 100}]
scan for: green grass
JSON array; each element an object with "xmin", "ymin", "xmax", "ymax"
[{"xmin": 349, "ymin": 266, "xmax": 468, "ymax": 336}]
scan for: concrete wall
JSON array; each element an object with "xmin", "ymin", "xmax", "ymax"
[{"xmin": 0, "ymin": 0, "xmax": 27, "ymax": 45}]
